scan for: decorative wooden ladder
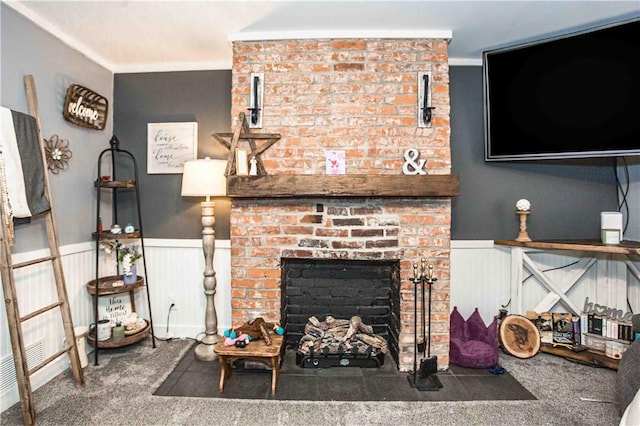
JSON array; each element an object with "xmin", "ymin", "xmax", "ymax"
[{"xmin": 0, "ymin": 75, "xmax": 84, "ymax": 425}]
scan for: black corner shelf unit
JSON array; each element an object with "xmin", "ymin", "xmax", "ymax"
[{"xmin": 89, "ymin": 135, "xmax": 155, "ymax": 364}]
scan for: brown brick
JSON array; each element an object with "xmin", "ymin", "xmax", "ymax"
[
  {"xmin": 332, "ymin": 40, "xmax": 367, "ymax": 50},
  {"xmin": 300, "ymin": 214, "xmax": 323, "ymax": 224},
  {"xmin": 333, "ymin": 63, "xmax": 365, "ymax": 71},
  {"xmin": 299, "ymin": 239, "xmax": 330, "ymax": 248},
  {"xmin": 350, "ymin": 206, "xmax": 383, "ymax": 215},
  {"xmin": 351, "ymin": 229, "xmax": 384, "ymax": 237},
  {"xmin": 281, "ymin": 249, "xmax": 313, "ymax": 258},
  {"xmin": 315, "ymin": 228, "xmax": 349, "ymax": 237},
  {"xmin": 282, "ymin": 225, "xmax": 315, "ymax": 235},
  {"xmin": 247, "ymin": 268, "xmax": 280, "ymax": 278},
  {"xmin": 332, "ymin": 218, "xmax": 365, "ymax": 226},
  {"xmin": 331, "ymin": 240, "xmax": 364, "ymax": 250},
  {"xmin": 365, "ymin": 239, "xmax": 399, "ymax": 248}
]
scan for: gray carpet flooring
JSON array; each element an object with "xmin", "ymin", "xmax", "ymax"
[{"xmin": 1, "ymin": 338, "xmax": 623, "ymax": 425}]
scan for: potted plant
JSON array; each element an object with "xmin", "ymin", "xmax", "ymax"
[{"xmin": 100, "ymin": 241, "xmax": 142, "ymax": 283}]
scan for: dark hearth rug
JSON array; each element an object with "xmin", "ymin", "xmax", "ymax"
[{"xmin": 154, "ymin": 343, "xmax": 536, "ymax": 402}]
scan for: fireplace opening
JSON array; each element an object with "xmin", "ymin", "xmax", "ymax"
[{"xmin": 280, "ymin": 258, "xmax": 401, "ymax": 368}]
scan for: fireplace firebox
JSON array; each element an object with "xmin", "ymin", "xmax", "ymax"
[{"xmin": 280, "ymin": 258, "xmax": 401, "ymax": 367}]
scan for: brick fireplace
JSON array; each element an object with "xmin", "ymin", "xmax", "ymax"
[{"xmin": 227, "ymin": 37, "xmax": 455, "ymax": 372}]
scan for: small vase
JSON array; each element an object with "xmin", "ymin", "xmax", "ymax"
[{"xmin": 124, "ymin": 264, "xmax": 137, "ymax": 285}]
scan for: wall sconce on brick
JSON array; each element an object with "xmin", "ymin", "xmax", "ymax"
[
  {"xmin": 417, "ymin": 71, "xmax": 435, "ymax": 128},
  {"xmin": 248, "ymin": 72, "xmax": 264, "ymax": 129}
]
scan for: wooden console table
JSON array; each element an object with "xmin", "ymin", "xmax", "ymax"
[
  {"xmin": 213, "ymin": 335, "xmax": 284, "ymax": 395},
  {"xmin": 494, "ymin": 239, "xmax": 640, "ymax": 315}
]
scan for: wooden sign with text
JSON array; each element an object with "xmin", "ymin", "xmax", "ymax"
[
  {"xmin": 97, "ymin": 294, "xmax": 132, "ymax": 326},
  {"xmin": 63, "ymin": 84, "xmax": 108, "ymax": 130}
]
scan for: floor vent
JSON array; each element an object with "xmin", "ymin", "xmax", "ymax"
[{"xmin": 0, "ymin": 340, "xmax": 44, "ymax": 394}]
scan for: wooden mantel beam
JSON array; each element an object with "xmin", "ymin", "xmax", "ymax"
[{"xmin": 226, "ymin": 174, "xmax": 459, "ymax": 199}]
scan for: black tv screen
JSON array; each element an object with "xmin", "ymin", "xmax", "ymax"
[{"xmin": 484, "ymin": 19, "xmax": 640, "ymax": 161}]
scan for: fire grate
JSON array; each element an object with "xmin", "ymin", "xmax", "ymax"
[
  {"xmin": 295, "ymin": 315, "xmax": 388, "ymax": 368},
  {"xmin": 296, "ymin": 346, "xmax": 385, "ymax": 368}
]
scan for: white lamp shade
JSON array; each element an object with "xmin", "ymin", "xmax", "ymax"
[{"xmin": 181, "ymin": 158, "xmax": 227, "ymax": 197}]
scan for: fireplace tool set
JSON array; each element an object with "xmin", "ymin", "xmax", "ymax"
[{"xmin": 408, "ymin": 259, "xmax": 443, "ymax": 391}]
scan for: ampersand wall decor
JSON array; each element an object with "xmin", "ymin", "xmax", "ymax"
[{"xmin": 402, "ymin": 148, "xmax": 427, "ymax": 175}]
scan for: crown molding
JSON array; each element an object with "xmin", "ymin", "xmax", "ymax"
[{"xmin": 229, "ymin": 29, "xmax": 452, "ymax": 42}]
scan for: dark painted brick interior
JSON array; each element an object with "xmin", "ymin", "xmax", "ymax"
[{"xmin": 280, "ymin": 258, "xmax": 401, "ymax": 366}]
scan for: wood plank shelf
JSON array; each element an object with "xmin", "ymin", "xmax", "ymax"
[
  {"xmin": 494, "ymin": 239, "xmax": 640, "ymax": 256},
  {"xmin": 539, "ymin": 343, "xmax": 620, "ymax": 370},
  {"xmin": 92, "ymin": 231, "xmax": 141, "ymax": 240},
  {"xmin": 94, "ymin": 179, "xmax": 136, "ymax": 188},
  {"xmin": 86, "ymin": 275, "xmax": 145, "ymax": 296},
  {"xmin": 87, "ymin": 319, "xmax": 150, "ymax": 349},
  {"xmin": 226, "ymin": 174, "xmax": 459, "ymax": 199}
]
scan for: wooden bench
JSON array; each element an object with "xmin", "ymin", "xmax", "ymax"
[{"xmin": 213, "ymin": 335, "xmax": 284, "ymax": 395}]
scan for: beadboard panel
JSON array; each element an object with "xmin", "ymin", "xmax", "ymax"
[
  {"xmin": 450, "ymin": 240, "xmax": 511, "ymax": 321},
  {"xmin": 142, "ymin": 239, "xmax": 232, "ymax": 339},
  {"xmin": 1, "ymin": 239, "xmax": 635, "ymax": 411},
  {"xmin": 626, "ymin": 260, "xmax": 640, "ymax": 314},
  {"xmin": 451, "ymin": 241, "xmax": 633, "ymax": 321},
  {"xmin": 0, "ymin": 239, "xmax": 230, "ymax": 411}
]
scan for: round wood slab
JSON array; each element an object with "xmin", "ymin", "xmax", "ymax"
[{"xmin": 499, "ymin": 315, "xmax": 540, "ymax": 358}]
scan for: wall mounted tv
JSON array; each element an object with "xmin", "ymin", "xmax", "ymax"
[{"xmin": 483, "ymin": 18, "xmax": 640, "ymax": 161}]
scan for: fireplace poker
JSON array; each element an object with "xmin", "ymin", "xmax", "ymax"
[
  {"xmin": 417, "ymin": 259, "xmax": 427, "ymax": 355},
  {"xmin": 411, "ymin": 264, "xmax": 419, "ymax": 380},
  {"xmin": 425, "ymin": 263, "xmax": 436, "ymax": 362}
]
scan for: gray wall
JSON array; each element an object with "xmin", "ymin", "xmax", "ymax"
[
  {"xmin": 114, "ymin": 67, "xmax": 624, "ymax": 242},
  {"xmin": 450, "ymin": 66, "xmax": 620, "ymax": 240},
  {"xmin": 113, "ymin": 71, "xmax": 232, "ymax": 239},
  {"xmin": 1, "ymin": 4, "xmax": 114, "ymax": 252}
]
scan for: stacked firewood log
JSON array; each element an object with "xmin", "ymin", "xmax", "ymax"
[{"xmin": 297, "ymin": 315, "xmax": 388, "ymax": 355}]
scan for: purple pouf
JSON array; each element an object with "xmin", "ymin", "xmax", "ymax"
[{"xmin": 449, "ymin": 307, "xmax": 499, "ymax": 369}]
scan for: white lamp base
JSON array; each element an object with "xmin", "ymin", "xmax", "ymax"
[
  {"xmin": 195, "ymin": 334, "xmax": 220, "ymax": 361},
  {"xmin": 194, "ymin": 200, "xmax": 220, "ymax": 362}
]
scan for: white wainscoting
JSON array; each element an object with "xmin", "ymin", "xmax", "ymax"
[
  {"xmin": 0, "ymin": 239, "xmax": 230, "ymax": 411},
  {"xmin": 1, "ymin": 239, "xmax": 637, "ymax": 411},
  {"xmin": 451, "ymin": 241, "xmax": 639, "ymax": 322},
  {"xmin": 450, "ymin": 240, "xmax": 512, "ymax": 321}
]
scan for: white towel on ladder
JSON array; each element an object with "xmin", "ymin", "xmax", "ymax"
[{"xmin": 0, "ymin": 106, "xmax": 32, "ymax": 218}]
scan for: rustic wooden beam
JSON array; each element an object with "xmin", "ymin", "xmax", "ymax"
[{"xmin": 226, "ymin": 174, "xmax": 459, "ymax": 198}]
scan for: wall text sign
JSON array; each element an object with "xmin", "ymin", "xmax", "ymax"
[
  {"xmin": 583, "ymin": 297, "xmax": 633, "ymax": 322},
  {"xmin": 63, "ymin": 84, "xmax": 108, "ymax": 130},
  {"xmin": 97, "ymin": 295, "xmax": 132, "ymax": 326},
  {"xmin": 147, "ymin": 122, "xmax": 198, "ymax": 174}
]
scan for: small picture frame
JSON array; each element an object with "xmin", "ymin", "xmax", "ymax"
[
  {"xmin": 235, "ymin": 148, "xmax": 249, "ymax": 176},
  {"xmin": 325, "ymin": 150, "xmax": 346, "ymax": 175}
]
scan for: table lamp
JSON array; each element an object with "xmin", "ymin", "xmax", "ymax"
[{"xmin": 181, "ymin": 157, "xmax": 227, "ymax": 361}]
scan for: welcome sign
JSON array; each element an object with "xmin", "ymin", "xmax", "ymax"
[{"xmin": 63, "ymin": 84, "xmax": 108, "ymax": 130}]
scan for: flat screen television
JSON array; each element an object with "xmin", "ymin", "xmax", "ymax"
[{"xmin": 483, "ymin": 18, "xmax": 640, "ymax": 161}]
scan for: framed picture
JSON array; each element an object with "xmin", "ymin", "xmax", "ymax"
[
  {"xmin": 147, "ymin": 122, "xmax": 198, "ymax": 174},
  {"xmin": 235, "ymin": 148, "xmax": 249, "ymax": 176}
]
